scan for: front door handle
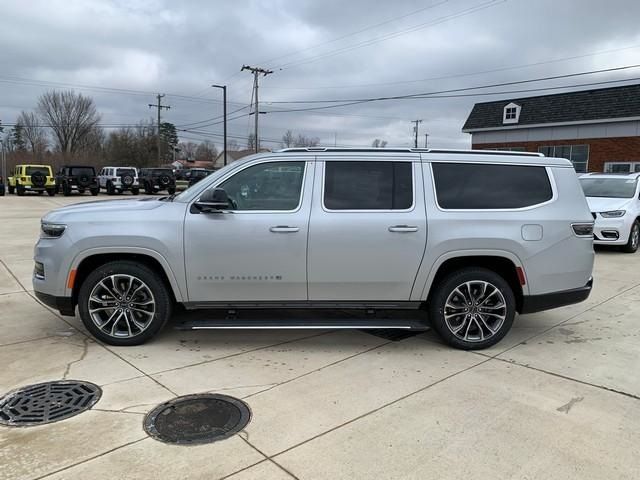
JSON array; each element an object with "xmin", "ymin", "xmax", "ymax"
[
  {"xmin": 388, "ymin": 225, "xmax": 418, "ymax": 233},
  {"xmin": 270, "ymin": 226, "xmax": 300, "ymax": 233}
]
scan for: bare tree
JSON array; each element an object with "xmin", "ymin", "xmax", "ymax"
[
  {"xmin": 371, "ymin": 139, "xmax": 388, "ymax": 148},
  {"xmin": 246, "ymin": 133, "xmax": 256, "ymax": 150},
  {"xmin": 294, "ymin": 134, "xmax": 319, "ymax": 147},
  {"xmin": 227, "ymin": 139, "xmax": 240, "ymax": 151},
  {"xmin": 195, "ymin": 140, "xmax": 217, "ymax": 163},
  {"xmin": 17, "ymin": 111, "xmax": 48, "ymax": 157},
  {"xmin": 37, "ymin": 90, "xmax": 101, "ymax": 157},
  {"xmin": 282, "ymin": 129, "xmax": 295, "ymax": 148},
  {"xmin": 178, "ymin": 141, "xmax": 198, "ymax": 161}
]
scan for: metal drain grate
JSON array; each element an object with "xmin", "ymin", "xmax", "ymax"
[
  {"xmin": 144, "ymin": 394, "xmax": 251, "ymax": 445},
  {"xmin": 0, "ymin": 380, "xmax": 102, "ymax": 426}
]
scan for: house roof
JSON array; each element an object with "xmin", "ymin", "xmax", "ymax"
[{"xmin": 462, "ymin": 83, "xmax": 640, "ymax": 132}]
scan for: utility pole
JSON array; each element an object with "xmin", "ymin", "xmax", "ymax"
[
  {"xmin": 241, "ymin": 65, "xmax": 273, "ymax": 153},
  {"xmin": 149, "ymin": 94, "xmax": 170, "ymax": 165},
  {"xmin": 411, "ymin": 119, "xmax": 422, "ymax": 148},
  {"xmin": 424, "ymin": 133, "xmax": 429, "ymax": 148},
  {"xmin": 212, "ymin": 84, "xmax": 227, "ymax": 166}
]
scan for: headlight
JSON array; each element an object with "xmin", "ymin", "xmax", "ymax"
[
  {"xmin": 41, "ymin": 222, "xmax": 67, "ymax": 238},
  {"xmin": 599, "ymin": 210, "xmax": 626, "ymax": 218}
]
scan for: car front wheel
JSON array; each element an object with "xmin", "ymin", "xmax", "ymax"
[
  {"xmin": 622, "ymin": 220, "xmax": 640, "ymax": 253},
  {"xmin": 428, "ymin": 267, "xmax": 516, "ymax": 350},
  {"xmin": 78, "ymin": 261, "xmax": 172, "ymax": 346}
]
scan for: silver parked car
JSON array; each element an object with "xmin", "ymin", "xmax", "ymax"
[{"xmin": 34, "ymin": 148, "xmax": 595, "ymax": 349}]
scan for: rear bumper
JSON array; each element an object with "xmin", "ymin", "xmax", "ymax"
[
  {"xmin": 34, "ymin": 291, "xmax": 75, "ymax": 316},
  {"xmin": 520, "ymin": 278, "xmax": 593, "ymax": 314}
]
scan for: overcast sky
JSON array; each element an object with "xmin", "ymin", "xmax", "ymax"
[{"xmin": 1, "ymin": 0, "xmax": 640, "ymax": 150}]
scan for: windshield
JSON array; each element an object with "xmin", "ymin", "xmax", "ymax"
[
  {"xmin": 580, "ymin": 177, "xmax": 638, "ymax": 198},
  {"xmin": 70, "ymin": 167, "xmax": 95, "ymax": 176},
  {"xmin": 26, "ymin": 166, "xmax": 50, "ymax": 176},
  {"xmin": 117, "ymin": 168, "xmax": 136, "ymax": 176}
]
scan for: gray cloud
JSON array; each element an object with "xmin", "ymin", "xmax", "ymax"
[{"xmin": 1, "ymin": 0, "xmax": 639, "ymax": 149}]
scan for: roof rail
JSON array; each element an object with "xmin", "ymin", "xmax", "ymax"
[{"xmin": 275, "ymin": 147, "xmax": 544, "ymax": 157}]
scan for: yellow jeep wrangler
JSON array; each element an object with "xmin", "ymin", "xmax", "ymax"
[{"xmin": 8, "ymin": 164, "xmax": 56, "ymax": 196}]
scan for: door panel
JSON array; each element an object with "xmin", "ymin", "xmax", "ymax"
[
  {"xmin": 184, "ymin": 159, "xmax": 313, "ymax": 302},
  {"xmin": 308, "ymin": 159, "xmax": 427, "ymax": 301}
]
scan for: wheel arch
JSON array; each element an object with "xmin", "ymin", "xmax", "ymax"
[
  {"xmin": 69, "ymin": 248, "xmax": 185, "ymax": 308},
  {"xmin": 420, "ymin": 251, "xmax": 527, "ymax": 312}
]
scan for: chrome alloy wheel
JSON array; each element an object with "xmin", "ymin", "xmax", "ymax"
[
  {"xmin": 88, "ymin": 274, "xmax": 156, "ymax": 338},
  {"xmin": 443, "ymin": 281, "xmax": 507, "ymax": 343}
]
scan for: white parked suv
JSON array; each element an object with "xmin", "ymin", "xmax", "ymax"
[
  {"xmin": 33, "ymin": 148, "xmax": 595, "ymax": 349},
  {"xmin": 580, "ymin": 172, "xmax": 640, "ymax": 253},
  {"xmin": 98, "ymin": 166, "xmax": 140, "ymax": 195}
]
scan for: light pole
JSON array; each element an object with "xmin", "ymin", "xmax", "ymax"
[
  {"xmin": 212, "ymin": 84, "xmax": 227, "ymax": 166},
  {"xmin": 0, "ymin": 139, "xmax": 5, "ymax": 183}
]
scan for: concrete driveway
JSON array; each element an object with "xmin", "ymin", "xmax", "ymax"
[{"xmin": 1, "ymin": 194, "xmax": 639, "ymax": 480}]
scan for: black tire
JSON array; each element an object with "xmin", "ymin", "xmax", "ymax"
[
  {"xmin": 8, "ymin": 185, "xmax": 14, "ymax": 194},
  {"xmin": 106, "ymin": 182, "xmax": 115, "ymax": 195},
  {"xmin": 46, "ymin": 188, "xmax": 56, "ymax": 197},
  {"xmin": 77, "ymin": 261, "xmax": 172, "ymax": 346},
  {"xmin": 90, "ymin": 188, "xmax": 99, "ymax": 196},
  {"xmin": 622, "ymin": 221, "xmax": 640, "ymax": 253},
  {"xmin": 167, "ymin": 187, "xmax": 176, "ymax": 195},
  {"xmin": 144, "ymin": 181, "xmax": 153, "ymax": 194},
  {"xmin": 16, "ymin": 185, "xmax": 25, "ymax": 196},
  {"xmin": 0, "ymin": 186, "xmax": 4, "ymax": 196},
  {"xmin": 55, "ymin": 184, "xmax": 60, "ymax": 194},
  {"xmin": 63, "ymin": 183, "xmax": 72, "ymax": 196},
  {"xmin": 131, "ymin": 187, "xmax": 139, "ymax": 195},
  {"xmin": 78, "ymin": 188, "xmax": 85, "ymax": 194},
  {"xmin": 428, "ymin": 267, "xmax": 516, "ymax": 350},
  {"xmin": 37, "ymin": 190, "xmax": 44, "ymax": 195}
]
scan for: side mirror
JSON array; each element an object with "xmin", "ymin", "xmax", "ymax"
[{"xmin": 194, "ymin": 188, "xmax": 231, "ymax": 213}]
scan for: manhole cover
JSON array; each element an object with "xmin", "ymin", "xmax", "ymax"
[
  {"xmin": 144, "ymin": 394, "xmax": 251, "ymax": 445},
  {"xmin": 0, "ymin": 380, "xmax": 102, "ymax": 426}
]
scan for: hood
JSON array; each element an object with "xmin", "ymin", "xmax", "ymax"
[
  {"xmin": 585, "ymin": 196, "xmax": 632, "ymax": 213},
  {"xmin": 43, "ymin": 198, "xmax": 165, "ymax": 222}
]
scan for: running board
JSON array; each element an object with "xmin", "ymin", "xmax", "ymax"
[{"xmin": 175, "ymin": 318, "xmax": 429, "ymax": 331}]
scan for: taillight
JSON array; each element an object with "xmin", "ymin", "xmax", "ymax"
[{"xmin": 572, "ymin": 223, "xmax": 594, "ymax": 237}]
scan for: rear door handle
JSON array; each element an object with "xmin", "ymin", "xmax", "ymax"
[
  {"xmin": 388, "ymin": 225, "xmax": 418, "ymax": 233},
  {"xmin": 270, "ymin": 226, "xmax": 300, "ymax": 233}
]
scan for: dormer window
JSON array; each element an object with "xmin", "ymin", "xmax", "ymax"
[{"xmin": 503, "ymin": 102, "xmax": 521, "ymax": 124}]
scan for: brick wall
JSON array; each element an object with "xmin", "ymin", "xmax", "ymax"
[{"xmin": 472, "ymin": 136, "xmax": 640, "ymax": 172}]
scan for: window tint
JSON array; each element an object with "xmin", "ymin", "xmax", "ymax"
[
  {"xmin": 432, "ymin": 163, "xmax": 552, "ymax": 209},
  {"xmin": 70, "ymin": 167, "xmax": 95, "ymax": 176},
  {"xmin": 220, "ymin": 161, "xmax": 305, "ymax": 211},
  {"xmin": 25, "ymin": 166, "xmax": 49, "ymax": 176},
  {"xmin": 324, "ymin": 161, "xmax": 413, "ymax": 210}
]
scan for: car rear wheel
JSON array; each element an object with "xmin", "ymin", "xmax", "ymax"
[
  {"xmin": 131, "ymin": 187, "xmax": 139, "ymax": 195},
  {"xmin": 8, "ymin": 185, "xmax": 14, "ymax": 194},
  {"xmin": 46, "ymin": 188, "xmax": 56, "ymax": 197},
  {"xmin": 90, "ymin": 187, "xmax": 99, "ymax": 196},
  {"xmin": 168, "ymin": 187, "xmax": 176, "ymax": 195},
  {"xmin": 63, "ymin": 183, "xmax": 72, "ymax": 196},
  {"xmin": 428, "ymin": 267, "xmax": 516, "ymax": 350},
  {"xmin": 16, "ymin": 185, "xmax": 25, "ymax": 196},
  {"xmin": 78, "ymin": 261, "xmax": 172, "ymax": 346},
  {"xmin": 144, "ymin": 181, "xmax": 153, "ymax": 194},
  {"xmin": 106, "ymin": 182, "xmax": 115, "ymax": 195},
  {"xmin": 622, "ymin": 221, "xmax": 640, "ymax": 253}
]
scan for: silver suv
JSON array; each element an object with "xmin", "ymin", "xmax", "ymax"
[{"xmin": 34, "ymin": 148, "xmax": 595, "ymax": 349}]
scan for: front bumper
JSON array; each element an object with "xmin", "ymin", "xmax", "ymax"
[
  {"xmin": 520, "ymin": 278, "xmax": 593, "ymax": 314},
  {"xmin": 34, "ymin": 291, "xmax": 75, "ymax": 316},
  {"xmin": 592, "ymin": 215, "xmax": 632, "ymax": 245}
]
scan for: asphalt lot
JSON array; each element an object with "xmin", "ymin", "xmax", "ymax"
[{"xmin": 1, "ymin": 193, "xmax": 639, "ymax": 480}]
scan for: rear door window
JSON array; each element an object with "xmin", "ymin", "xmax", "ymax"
[
  {"xmin": 432, "ymin": 163, "xmax": 553, "ymax": 209},
  {"xmin": 323, "ymin": 161, "xmax": 413, "ymax": 210}
]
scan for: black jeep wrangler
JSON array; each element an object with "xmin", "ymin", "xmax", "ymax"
[
  {"xmin": 55, "ymin": 166, "xmax": 100, "ymax": 196},
  {"xmin": 140, "ymin": 168, "xmax": 176, "ymax": 194}
]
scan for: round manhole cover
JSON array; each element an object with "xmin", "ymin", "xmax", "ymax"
[
  {"xmin": 0, "ymin": 380, "xmax": 102, "ymax": 426},
  {"xmin": 144, "ymin": 394, "xmax": 251, "ymax": 445}
]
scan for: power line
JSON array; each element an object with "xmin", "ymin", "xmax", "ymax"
[
  {"xmin": 264, "ymin": 64, "xmax": 640, "ymax": 105},
  {"xmin": 261, "ymin": 43, "xmax": 640, "ymax": 91},
  {"xmin": 259, "ymin": 0, "xmax": 450, "ymax": 66},
  {"xmin": 262, "ymin": 74, "xmax": 640, "ymax": 114},
  {"xmin": 273, "ymin": 0, "xmax": 506, "ymax": 70},
  {"xmin": 241, "ymin": 65, "xmax": 273, "ymax": 152}
]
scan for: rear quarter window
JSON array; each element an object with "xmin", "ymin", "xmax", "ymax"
[{"xmin": 432, "ymin": 163, "xmax": 553, "ymax": 209}]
